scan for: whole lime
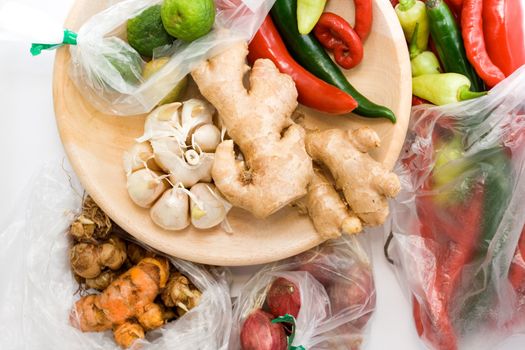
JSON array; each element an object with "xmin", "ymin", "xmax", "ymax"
[
  {"xmin": 104, "ymin": 43, "xmax": 143, "ymax": 86},
  {"xmin": 127, "ymin": 5, "xmax": 175, "ymax": 57},
  {"xmin": 161, "ymin": 0, "xmax": 215, "ymax": 42},
  {"xmin": 143, "ymin": 57, "xmax": 188, "ymax": 105}
]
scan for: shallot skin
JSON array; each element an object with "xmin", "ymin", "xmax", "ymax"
[
  {"xmin": 240, "ymin": 309, "xmax": 287, "ymax": 350},
  {"xmin": 266, "ymin": 277, "xmax": 301, "ymax": 318}
]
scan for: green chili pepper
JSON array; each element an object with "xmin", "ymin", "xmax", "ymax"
[
  {"xmin": 412, "ymin": 73, "xmax": 486, "ymax": 105},
  {"xmin": 395, "ymin": 0, "xmax": 429, "ymax": 52},
  {"xmin": 271, "ymin": 0, "xmax": 397, "ymax": 123},
  {"xmin": 409, "ymin": 23, "xmax": 441, "ymax": 76},
  {"xmin": 297, "ymin": 0, "xmax": 327, "ymax": 34},
  {"xmin": 458, "ymin": 146, "xmax": 513, "ymax": 329},
  {"xmin": 426, "ymin": 0, "xmax": 484, "ymax": 92}
]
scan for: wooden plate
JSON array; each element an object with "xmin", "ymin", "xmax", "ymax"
[{"xmin": 54, "ymin": 0, "xmax": 411, "ymax": 266}]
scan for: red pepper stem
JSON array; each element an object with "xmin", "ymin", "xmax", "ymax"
[
  {"xmin": 398, "ymin": 0, "xmax": 416, "ymax": 11},
  {"xmin": 457, "ymin": 85, "xmax": 487, "ymax": 101},
  {"xmin": 409, "ymin": 22, "xmax": 421, "ymax": 59}
]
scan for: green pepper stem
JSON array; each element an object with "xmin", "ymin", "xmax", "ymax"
[
  {"xmin": 398, "ymin": 0, "xmax": 416, "ymax": 11},
  {"xmin": 409, "ymin": 23, "xmax": 421, "ymax": 59},
  {"xmin": 458, "ymin": 86, "xmax": 488, "ymax": 101}
]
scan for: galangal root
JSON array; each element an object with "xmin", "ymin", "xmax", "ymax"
[
  {"xmin": 192, "ymin": 42, "xmax": 313, "ymax": 218},
  {"xmin": 71, "ymin": 257, "xmax": 171, "ymax": 347},
  {"xmin": 161, "ymin": 272, "xmax": 202, "ymax": 316},
  {"xmin": 305, "ymin": 128, "xmax": 400, "ymax": 232},
  {"xmin": 70, "ymin": 235, "xmax": 127, "ymax": 279},
  {"xmin": 69, "ymin": 196, "xmax": 112, "ymax": 242}
]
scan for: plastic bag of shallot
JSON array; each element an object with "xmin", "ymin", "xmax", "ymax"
[
  {"xmin": 386, "ymin": 66, "xmax": 525, "ymax": 350},
  {"xmin": 0, "ymin": 164, "xmax": 232, "ymax": 350},
  {"xmin": 230, "ymin": 235, "xmax": 375, "ymax": 350}
]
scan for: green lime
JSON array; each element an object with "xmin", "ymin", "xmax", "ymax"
[
  {"xmin": 143, "ymin": 57, "xmax": 188, "ymax": 105},
  {"xmin": 127, "ymin": 5, "xmax": 175, "ymax": 57},
  {"xmin": 104, "ymin": 44, "xmax": 143, "ymax": 86},
  {"xmin": 161, "ymin": 0, "xmax": 215, "ymax": 42}
]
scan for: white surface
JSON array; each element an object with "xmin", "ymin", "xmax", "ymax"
[{"xmin": 0, "ymin": 0, "xmax": 524, "ymax": 349}]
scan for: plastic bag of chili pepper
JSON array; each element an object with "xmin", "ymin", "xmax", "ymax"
[
  {"xmin": 386, "ymin": 66, "xmax": 525, "ymax": 350},
  {"xmin": 230, "ymin": 235, "xmax": 375, "ymax": 350}
]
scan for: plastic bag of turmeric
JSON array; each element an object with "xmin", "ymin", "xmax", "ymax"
[
  {"xmin": 387, "ymin": 67, "xmax": 525, "ymax": 350},
  {"xmin": 230, "ymin": 235, "xmax": 375, "ymax": 350},
  {"xmin": 0, "ymin": 164, "xmax": 232, "ymax": 350}
]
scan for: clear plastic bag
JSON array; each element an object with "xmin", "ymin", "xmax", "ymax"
[
  {"xmin": 69, "ymin": 0, "xmax": 275, "ymax": 115},
  {"xmin": 231, "ymin": 235, "xmax": 375, "ymax": 350},
  {"xmin": 0, "ymin": 164, "xmax": 232, "ymax": 350},
  {"xmin": 388, "ymin": 67, "xmax": 525, "ymax": 350}
]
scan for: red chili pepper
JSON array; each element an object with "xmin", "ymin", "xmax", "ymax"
[
  {"xmin": 461, "ymin": 0, "xmax": 506, "ymax": 87},
  {"xmin": 445, "ymin": 0, "xmax": 464, "ymax": 19},
  {"xmin": 483, "ymin": 0, "xmax": 525, "ymax": 77},
  {"xmin": 412, "ymin": 95, "xmax": 430, "ymax": 106},
  {"xmin": 248, "ymin": 16, "xmax": 358, "ymax": 114},
  {"xmin": 354, "ymin": 0, "xmax": 373, "ymax": 40},
  {"xmin": 313, "ymin": 13, "xmax": 364, "ymax": 69}
]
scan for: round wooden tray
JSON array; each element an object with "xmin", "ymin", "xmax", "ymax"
[{"xmin": 54, "ymin": 0, "xmax": 411, "ymax": 266}]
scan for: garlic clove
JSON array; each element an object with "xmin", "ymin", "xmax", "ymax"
[
  {"xmin": 150, "ymin": 188, "xmax": 190, "ymax": 231},
  {"xmin": 190, "ymin": 183, "xmax": 232, "ymax": 229},
  {"xmin": 192, "ymin": 124, "xmax": 221, "ymax": 153},
  {"xmin": 127, "ymin": 169, "xmax": 167, "ymax": 208}
]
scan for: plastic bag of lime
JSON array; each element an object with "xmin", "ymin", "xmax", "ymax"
[{"xmin": 35, "ymin": 0, "xmax": 276, "ymax": 115}]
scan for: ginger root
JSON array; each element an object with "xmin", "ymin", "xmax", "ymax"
[
  {"xmin": 306, "ymin": 128, "xmax": 400, "ymax": 227},
  {"xmin": 306, "ymin": 169, "xmax": 363, "ymax": 239},
  {"xmin": 70, "ymin": 236, "xmax": 127, "ymax": 279},
  {"xmin": 161, "ymin": 272, "xmax": 202, "ymax": 316},
  {"xmin": 191, "ymin": 42, "xmax": 313, "ymax": 218},
  {"xmin": 69, "ymin": 196, "xmax": 112, "ymax": 242},
  {"xmin": 71, "ymin": 257, "xmax": 170, "ymax": 348}
]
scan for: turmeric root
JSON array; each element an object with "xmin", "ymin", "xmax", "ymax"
[
  {"xmin": 69, "ymin": 196, "xmax": 112, "ymax": 242},
  {"xmin": 306, "ymin": 169, "xmax": 363, "ymax": 239},
  {"xmin": 306, "ymin": 128, "xmax": 401, "ymax": 227},
  {"xmin": 70, "ymin": 236, "xmax": 127, "ymax": 279},
  {"xmin": 71, "ymin": 257, "xmax": 170, "ymax": 347},
  {"xmin": 161, "ymin": 272, "xmax": 201, "ymax": 316},
  {"xmin": 192, "ymin": 42, "xmax": 313, "ymax": 218},
  {"xmin": 114, "ymin": 321, "xmax": 145, "ymax": 349},
  {"xmin": 137, "ymin": 303, "xmax": 175, "ymax": 331}
]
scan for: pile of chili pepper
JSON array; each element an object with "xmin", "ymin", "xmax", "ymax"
[
  {"xmin": 248, "ymin": 0, "xmax": 397, "ymax": 122},
  {"xmin": 393, "ymin": 0, "xmax": 525, "ymax": 106}
]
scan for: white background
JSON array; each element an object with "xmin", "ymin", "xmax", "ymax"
[{"xmin": 0, "ymin": 0, "xmax": 524, "ymax": 349}]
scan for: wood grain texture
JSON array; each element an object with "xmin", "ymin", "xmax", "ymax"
[{"xmin": 53, "ymin": 0, "xmax": 411, "ymax": 266}]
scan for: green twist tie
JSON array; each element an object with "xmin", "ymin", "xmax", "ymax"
[
  {"xmin": 30, "ymin": 29, "xmax": 78, "ymax": 56},
  {"xmin": 271, "ymin": 314, "xmax": 306, "ymax": 350}
]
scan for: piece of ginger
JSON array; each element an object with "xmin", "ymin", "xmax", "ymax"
[
  {"xmin": 191, "ymin": 42, "xmax": 313, "ymax": 218},
  {"xmin": 306, "ymin": 128, "xmax": 400, "ymax": 227},
  {"xmin": 306, "ymin": 169, "xmax": 363, "ymax": 239}
]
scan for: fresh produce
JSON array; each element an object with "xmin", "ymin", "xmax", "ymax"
[
  {"xmin": 122, "ymin": 141, "xmax": 161, "ymax": 174},
  {"xmin": 69, "ymin": 236, "xmax": 127, "ymax": 279},
  {"xmin": 71, "ymin": 257, "xmax": 171, "ymax": 347},
  {"xmin": 266, "ymin": 277, "xmax": 301, "ymax": 318},
  {"xmin": 305, "ymin": 128, "xmax": 401, "ymax": 226},
  {"xmin": 306, "ymin": 169, "xmax": 363, "ymax": 239},
  {"xmin": 461, "ymin": 0, "xmax": 505, "ymax": 87},
  {"xmin": 84, "ymin": 270, "xmax": 121, "ymax": 291},
  {"xmin": 395, "ymin": 0, "xmax": 430, "ymax": 52},
  {"xmin": 271, "ymin": 0, "xmax": 397, "ymax": 122},
  {"xmin": 313, "ymin": 12, "xmax": 364, "ymax": 69},
  {"xmin": 126, "ymin": 168, "xmax": 168, "ymax": 208},
  {"xmin": 68, "ymin": 196, "xmax": 112, "ymax": 242},
  {"xmin": 409, "ymin": 24, "xmax": 441, "ymax": 77},
  {"xmin": 240, "ymin": 309, "xmax": 287, "ymax": 350},
  {"xmin": 192, "ymin": 42, "xmax": 313, "ymax": 218},
  {"xmin": 412, "ymin": 73, "xmax": 487, "ymax": 105},
  {"xmin": 483, "ymin": 0, "xmax": 525, "ymax": 77},
  {"xmin": 189, "ymin": 183, "xmax": 232, "ymax": 229},
  {"xmin": 104, "ymin": 43, "xmax": 144, "ymax": 86},
  {"xmin": 161, "ymin": 272, "xmax": 202, "ymax": 316},
  {"xmin": 127, "ymin": 5, "xmax": 174, "ymax": 57},
  {"xmin": 142, "ymin": 58, "xmax": 188, "ymax": 106},
  {"xmin": 249, "ymin": 16, "xmax": 358, "ymax": 115},
  {"xmin": 353, "ymin": 0, "xmax": 373, "ymax": 40},
  {"xmin": 161, "ymin": 0, "xmax": 215, "ymax": 42},
  {"xmin": 297, "ymin": 0, "xmax": 327, "ymax": 34},
  {"xmin": 426, "ymin": 0, "xmax": 484, "ymax": 91},
  {"xmin": 150, "ymin": 187, "xmax": 191, "ymax": 230}
]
